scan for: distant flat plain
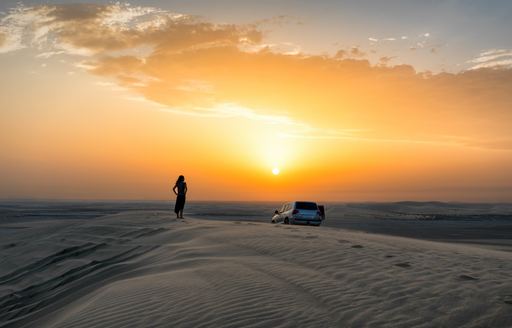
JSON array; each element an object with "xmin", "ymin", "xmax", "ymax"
[{"xmin": 2, "ymin": 200, "xmax": 511, "ymax": 249}]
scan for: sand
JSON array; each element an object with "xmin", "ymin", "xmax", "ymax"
[{"xmin": 1, "ymin": 211, "xmax": 512, "ymax": 327}]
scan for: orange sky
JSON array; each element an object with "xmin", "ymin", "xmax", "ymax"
[{"xmin": 1, "ymin": 3, "xmax": 512, "ymax": 201}]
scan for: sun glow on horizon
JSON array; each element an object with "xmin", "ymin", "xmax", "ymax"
[{"xmin": 1, "ymin": 2, "xmax": 512, "ymax": 201}]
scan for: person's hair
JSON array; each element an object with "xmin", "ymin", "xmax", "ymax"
[{"xmin": 176, "ymin": 175, "xmax": 185, "ymax": 185}]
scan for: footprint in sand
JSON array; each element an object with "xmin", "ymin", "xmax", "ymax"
[
  {"xmin": 395, "ymin": 262, "xmax": 411, "ymax": 268},
  {"xmin": 385, "ymin": 255, "xmax": 395, "ymax": 258},
  {"xmin": 458, "ymin": 274, "xmax": 478, "ymax": 281},
  {"xmin": 351, "ymin": 245, "xmax": 364, "ymax": 249},
  {"xmin": 502, "ymin": 295, "xmax": 512, "ymax": 305},
  {"xmin": 338, "ymin": 239, "xmax": 349, "ymax": 244}
]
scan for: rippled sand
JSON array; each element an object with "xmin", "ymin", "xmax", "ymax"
[{"xmin": 1, "ymin": 211, "xmax": 512, "ymax": 327}]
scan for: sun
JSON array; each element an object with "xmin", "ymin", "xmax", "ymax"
[{"xmin": 272, "ymin": 167, "xmax": 280, "ymax": 175}]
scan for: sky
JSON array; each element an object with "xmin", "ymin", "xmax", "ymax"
[{"xmin": 1, "ymin": 1, "xmax": 512, "ymax": 201}]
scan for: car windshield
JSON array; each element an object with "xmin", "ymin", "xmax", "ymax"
[{"xmin": 295, "ymin": 202, "xmax": 318, "ymax": 210}]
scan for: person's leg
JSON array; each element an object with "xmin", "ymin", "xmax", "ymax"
[
  {"xmin": 174, "ymin": 198, "xmax": 180, "ymax": 218},
  {"xmin": 181, "ymin": 198, "xmax": 185, "ymax": 218}
]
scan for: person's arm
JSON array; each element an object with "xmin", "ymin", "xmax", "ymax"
[
  {"xmin": 172, "ymin": 184, "xmax": 178, "ymax": 195},
  {"xmin": 184, "ymin": 183, "xmax": 188, "ymax": 195}
]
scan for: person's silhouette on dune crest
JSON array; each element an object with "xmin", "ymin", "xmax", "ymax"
[{"xmin": 172, "ymin": 175, "xmax": 187, "ymax": 219}]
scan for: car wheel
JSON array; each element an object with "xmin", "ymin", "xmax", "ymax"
[
  {"xmin": 284, "ymin": 217, "xmax": 290, "ymax": 224},
  {"xmin": 271, "ymin": 219, "xmax": 275, "ymax": 224}
]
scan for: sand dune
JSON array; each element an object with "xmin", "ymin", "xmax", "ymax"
[{"xmin": 1, "ymin": 211, "xmax": 512, "ymax": 327}]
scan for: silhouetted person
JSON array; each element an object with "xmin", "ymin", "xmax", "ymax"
[{"xmin": 173, "ymin": 175, "xmax": 187, "ymax": 218}]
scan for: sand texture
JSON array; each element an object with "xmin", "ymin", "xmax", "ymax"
[{"xmin": 1, "ymin": 211, "xmax": 512, "ymax": 327}]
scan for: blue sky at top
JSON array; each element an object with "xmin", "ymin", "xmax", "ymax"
[{"xmin": 1, "ymin": 0, "xmax": 511, "ymax": 71}]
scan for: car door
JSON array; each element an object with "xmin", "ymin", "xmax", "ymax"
[{"xmin": 282, "ymin": 203, "xmax": 290, "ymax": 220}]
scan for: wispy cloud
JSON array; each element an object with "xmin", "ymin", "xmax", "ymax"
[
  {"xmin": 468, "ymin": 49, "xmax": 512, "ymax": 70},
  {"xmin": 36, "ymin": 50, "xmax": 65, "ymax": 58},
  {"xmin": 240, "ymin": 41, "xmax": 302, "ymax": 55},
  {"xmin": 369, "ymin": 32, "xmax": 438, "ymax": 55}
]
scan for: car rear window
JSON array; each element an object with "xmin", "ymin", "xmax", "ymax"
[{"xmin": 295, "ymin": 202, "xmax": 318, "ymax": 210}]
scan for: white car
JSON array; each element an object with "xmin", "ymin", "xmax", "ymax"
[{"xmin": 271, "ymin": 201, "xmax": 324, "ymax": 226}]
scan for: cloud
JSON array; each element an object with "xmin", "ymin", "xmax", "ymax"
[
  {"xmin": 0, "ymin": 3, "xmax": 262, "ymax": 56},
  {"xmin": 69, "ymin": 48, "xmax": 512, "ymax": 149},
  {"xmin": 336, "ymin": 46, "xmax": 366, "ymax": 59},
  {"xmin": 0, "ymin": 5, "xmax": 41, "ymax": 53},
  {"xmin": 36, "ymin": 50, "xmax": 65, "ymax": 58},
  {"xmin": 88, "ymin": 48, "xmax": 512, "ymax": 149},
  {"xmin": 468, "ymin": 49, "xmax": 512, "ymax": 70},
  {"xmin": 335, "ymin": 49, "xmax": 347, "ymax": 58},
  {"xmin": 242, "ymin": 41, "xmax": 301, "ymax": 55},
  {"xmin": 369, "ymin": 33, "xmax": 440, "ymax": 57},
  {"xmin": 378, "ymin": 56, "xmax": 394, "ymax": 66},
  {"xmin": 350, "ymin": 46, "xmax": 366, "ymax": 57},
  {"xmin": 2, "ymin": 4, "xmax": 512, "ymax": 149},
  {"xmin": 369, "ymin": 35, "xmax": 408, "ymax": 43}
]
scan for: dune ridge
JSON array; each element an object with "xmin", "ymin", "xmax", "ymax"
[{"xmin": 1, "ymin": 211, "xmax": 511, "ymax": 327}]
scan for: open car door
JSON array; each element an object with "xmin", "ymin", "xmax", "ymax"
[{"xmin": 318, "ymin": 205, "xmax": 326, "ymax": 220}]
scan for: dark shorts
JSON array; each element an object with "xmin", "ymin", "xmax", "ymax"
[{"xmin": 174, "ymin": 194, "xmax": 186, "ymax": 213}]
